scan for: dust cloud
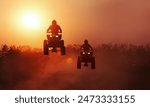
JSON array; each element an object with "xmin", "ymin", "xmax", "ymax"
[{"xmin": 0, "ymin": 44, "xmax": 150, "ymax": 90}]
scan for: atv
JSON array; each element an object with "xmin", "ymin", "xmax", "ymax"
[
  {"xmin": 43, "ymin": 33, "xmax": 65, "ymax": 55},
  {"xmin": 77, "ymin": 49, "xmax": 95, "ymax": 69}
]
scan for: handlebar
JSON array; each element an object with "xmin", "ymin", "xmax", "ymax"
[
  {"xmin": 47, "ymin": 32, "xmax": 62, "ymax": 34},
  {"xmin": 80, "ymin": 48, "xmax": 93, "ymax": 52}
]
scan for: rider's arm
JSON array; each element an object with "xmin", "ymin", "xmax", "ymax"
[
  {"xmin": 89, "ymin": 45, "xmax": 93, "ymax": 51},
  {"xmin": 47, "ymin": 25, "xmax": 53, "ymax": 33},
  {"xmin": 80, "ymin": 45, "xmax": 83, "ymax": 50},
  {"xmin": 58, "ymin": 25, "xmax": 62, "ymax": 33},
  {"xmin": 47, "ymin": 26, "xmax": 51, "ymax": 33}
]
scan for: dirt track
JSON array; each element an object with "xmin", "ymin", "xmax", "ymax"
[{"xmin": 0, "ymin": 46, "xmax": 150, "ymax": 90}]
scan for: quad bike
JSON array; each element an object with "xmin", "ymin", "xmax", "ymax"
[
  {"xmin": 43, "ymin": 33, "xmax": 65, "ymax": 55},
  {"xmin": 77, "ymin": 49, "xmax": 95, "ymax": 69}
]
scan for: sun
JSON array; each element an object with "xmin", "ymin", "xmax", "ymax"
[{"xmin": 22, "ymin": 12, "xmax": 40, "ymax": 29}]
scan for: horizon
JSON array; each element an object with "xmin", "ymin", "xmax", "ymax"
[{"xmin": 1, "ymin": 42, "xmax": 150, "ymax": 51}]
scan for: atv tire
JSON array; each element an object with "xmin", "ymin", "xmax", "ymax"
[
  {"xmin": 77, "ymin": 56, "xmax": 81, "ymax": 69},
  {"xmin": 61, "ymin": 46, "xmax": 66, "ymax": 55},
  {"xmin": 60, "ymin": 40, "xmax": 64, "ymax": 46},
  {"xmin": 91, "ymin": 57, "xmax": 95, "ymax": 69},
  {"xmin": 44, "ymin": 40, "xmax": 49, "ymax": 55}
]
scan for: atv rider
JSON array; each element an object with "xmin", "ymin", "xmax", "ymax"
[
  {"xmin": 81, "ymin": 40, "xmax": 93, "ymax": 66},
  {"xmin": 81, "ymin": 40, "xmax": 93, "ymax": 52},
  {"xmin": 47, "ymin": 20, "xmax": 62, "ymax": 52},
  {"xmin": 47, "ymin": 20, "xmax": 62, "ymax": 35}
]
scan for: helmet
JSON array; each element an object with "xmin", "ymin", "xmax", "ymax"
[
  {"xmin": 84, "ymin": 40, "xmax": 88, "ymax": 44},
  {"xmin": 52, "ymin": 20, "xmax": 57, "ymax": 25}
]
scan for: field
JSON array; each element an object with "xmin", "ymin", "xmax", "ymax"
[{"xmin": 0, "ymin": 44, "xmax": 150, "ymax": 90}]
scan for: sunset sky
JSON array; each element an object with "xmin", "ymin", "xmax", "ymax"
[{"xmin": 0, "ymin": 0, "xmax": 150, "ymax": 48}]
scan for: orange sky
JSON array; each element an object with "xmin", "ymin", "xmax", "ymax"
[{"xmin": 0, "ymin": 0, "xmax": 150, "ymax": 48}]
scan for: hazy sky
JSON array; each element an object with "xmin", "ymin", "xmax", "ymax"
[{"xmin": 0, "ymin": 0, "xmax": 150, "ymax": 48}]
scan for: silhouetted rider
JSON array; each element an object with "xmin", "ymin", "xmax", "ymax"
[
  {"xmin": 47, "ymin": 20, "xmax": 62, "ymax": 52},
  {"xmin": 81, "ymin": 40, "xmax": 93, "ymax": 52},
  {"xmin": 47, "ymin": 20, "xmax": 62, "ymax": 35}
]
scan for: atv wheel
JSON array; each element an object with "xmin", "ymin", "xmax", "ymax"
[
  {"xmin": 43, "ymin": 40, "xmax": 49, "ymax": 55},
  {"xmin": 61, "ymin": 46, "xmax": 66, "ymax": 55},
  {"xmin": 91, "ymin": 57, "xmax": 95, "ymax": 69},
  {"xmin": 77, "ymin": 56, "xmax": 81, "ymax": 69},
  {"xmin": 60, "ymin": 40, "xmax": 64, "ymax": 46}
]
